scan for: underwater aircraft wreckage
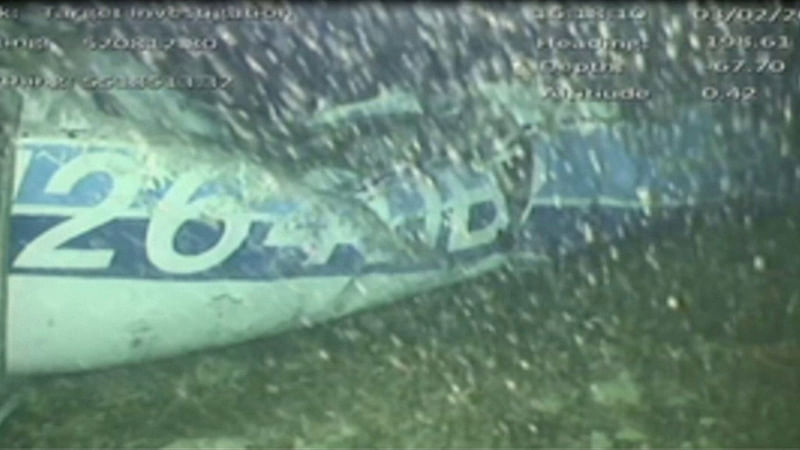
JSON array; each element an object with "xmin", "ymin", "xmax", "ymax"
[{"xmin": 1, "ymin": 78, "xmax": 797, "ymax": 377}]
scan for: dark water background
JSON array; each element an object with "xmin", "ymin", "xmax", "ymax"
[{"xmin": 1, "ymin": 2, "xmax": 799, "ymax": 447}]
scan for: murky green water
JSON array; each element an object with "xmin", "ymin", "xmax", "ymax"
[{"xmin": 2, "ymin": 3, "xmax": 800, "ymax": 448}]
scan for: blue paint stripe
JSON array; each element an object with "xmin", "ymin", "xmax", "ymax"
[{"xmin": 7, "ymin": 215, "xmax": 498, "ymax": 280}]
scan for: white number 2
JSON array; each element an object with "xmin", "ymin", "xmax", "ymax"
[{"xmin": 13, "ymin": 152, "xmax": 141, "ymax": 269}]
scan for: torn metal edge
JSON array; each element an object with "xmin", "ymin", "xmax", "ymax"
[{"xmin": 0, "ymin": 90, "xmax": 22, "ymax": 378}]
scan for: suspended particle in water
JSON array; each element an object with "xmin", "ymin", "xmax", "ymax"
[
  {"xmin": 753, "ymin": 255, "xmax": 766, "ymax": 271},
  {"xmin": 666, "ymin": 295, "xmax": 689, "ymax": 313}
]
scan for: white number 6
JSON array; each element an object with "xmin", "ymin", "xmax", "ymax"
[{"xmin": 146, "ymin": 170, "xmax": 251, "ymax": 274}]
